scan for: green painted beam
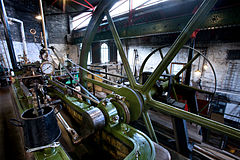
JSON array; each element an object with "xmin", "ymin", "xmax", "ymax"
[
  {"xmin": 146, "ymin": 98, "xmax": 240, "ymax": 140},
  {"xmin": 72, "ymin": 7, "xmax": 240, "ymax": 44}
]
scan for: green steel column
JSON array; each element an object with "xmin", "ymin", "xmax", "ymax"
[{"xmin": 105, "ymin": 11, "xmax": 137, "ymax": 89}]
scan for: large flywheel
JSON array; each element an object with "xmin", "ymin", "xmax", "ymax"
[{"xmin": 79, "ymin": 0, "xmax": 240, "ymax": 143}]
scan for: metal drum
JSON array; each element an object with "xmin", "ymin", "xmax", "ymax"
[{"xmin": 21, "ymin": 106, "xmax": 61, "ymax": 149}]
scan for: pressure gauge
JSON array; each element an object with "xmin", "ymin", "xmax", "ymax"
[{"xmin": 40, "ymin": 61, "xmax": 54, "ymax": 75}]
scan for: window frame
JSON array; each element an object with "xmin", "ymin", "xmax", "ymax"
[{"xmin": 101, "ymin": 43, "xmax": 109, "ymax": 63}]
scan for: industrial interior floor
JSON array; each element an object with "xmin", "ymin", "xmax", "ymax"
[{"xmin": 0, "ymin": 87, "xmax": 25, "ymax": 160}]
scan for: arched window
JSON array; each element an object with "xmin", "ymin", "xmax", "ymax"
[{"xmin": 101, "ymin": 43, "xmax": 109, "ymax": 63}]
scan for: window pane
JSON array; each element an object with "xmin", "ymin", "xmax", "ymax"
[
  {"xmin": 72, "ymin": 12, "xmax": 92, "ymax": 30},
  {"xmin": 134, "ymin": 0, "xmax": 168, "ymax": 10},
  {"xmin": 117, "ymin": 50, "xmax": 122, "ymax": 63},
  {"xmin": 72, "ymin": 0, "xmax": 169, "ymax": 30},
  {"xmin": 87, "ymin": 52, "xmax": 91, "ymax": 64},
  {"xmin": 110, "ymin": 0, "xmax": 129, "ymax": 17},
  {"xmin": 101, "ymin": 43, "xmax": 109, "ymax": 63}
]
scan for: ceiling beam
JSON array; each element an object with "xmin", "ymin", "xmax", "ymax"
[{"xmin": 72, "ymin": 6, "xmax": 240, "ymax": 44}]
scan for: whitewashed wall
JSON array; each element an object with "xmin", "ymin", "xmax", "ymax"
[
  {"xmin": 126, "ymin": 42, "xmax": 240, "ymax": 103},
  {"xmin": 0, "ymin": 41, "xmax": 78, "ymax": 68}
]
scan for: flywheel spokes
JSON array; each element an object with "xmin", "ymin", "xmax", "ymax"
[{"xmin": 78, "ymin": 0, "xmax": 240, "ymax": 141}]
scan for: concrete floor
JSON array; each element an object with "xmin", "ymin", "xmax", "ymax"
[{"xmin": 0, "ymin": 87, "xmax": 25, "ymax": 160}]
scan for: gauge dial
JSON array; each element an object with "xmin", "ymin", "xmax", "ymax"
[{"xmin": 40, "ymin": 61, "xmax": 54, "ymax": 75}]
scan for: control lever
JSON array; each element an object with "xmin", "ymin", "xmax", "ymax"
[
  {"xmin": 26, "ymin": 142, "xmax": 60, "ymax": 152},
  {"xmin": 56, "ymin": 112, "xmax": 82, "ymax": 144}
]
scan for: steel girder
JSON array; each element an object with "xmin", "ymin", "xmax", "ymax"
[{"xmin": 73, "ymin": 6, "xmax": 240, "ymax": 43}]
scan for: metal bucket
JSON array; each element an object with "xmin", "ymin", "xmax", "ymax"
[{"xmin": 11, "ymin": 107, "xmax": 61, "ymax": 149}]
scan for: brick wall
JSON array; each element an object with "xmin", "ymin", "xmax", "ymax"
[{"xmin": 0, "ymin": 0, "xmax": 79, "ymax": 67}]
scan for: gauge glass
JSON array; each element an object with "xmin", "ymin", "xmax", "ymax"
[{"xmin": 41, "ymin": 62, "xmax": 54, "ymax": 75}]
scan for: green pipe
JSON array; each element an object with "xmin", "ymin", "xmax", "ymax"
[
  {"xmin": 141, "ymin": 0, "xmax": 218, "ymax": 93},
  {"xmin": 146, "ymin": 98, "xmax": 240, "ymax": 140},
  {"xmin": 105, "ymin": 11, "xmax": 137, "ymax": 89},
  {"xmin": 142, "ymin": 111, "xmax": 159, "ymax": 143}
]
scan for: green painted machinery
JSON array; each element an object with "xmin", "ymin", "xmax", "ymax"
[
  {"xmin": 78, "ymin": 0, "xmax": 240, "ymax": 147},
  {"xmin": 11, "ymin": 0, "xmax": 240, "ymax": 159}
]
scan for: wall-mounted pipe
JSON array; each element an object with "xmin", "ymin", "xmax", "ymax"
[
  {"xmin": 0, "ymin": 0, "xmax": 18, "ymax": 69},
  {"xmin": 8, "ymin": 17, "xmax": 28, "ymax": 63},
  {"xmin": 39, "ymin": 0, "xmax": 48, "ymax": 51},
  {"xmin": 0, "ymin": 31, "xmax": 10, "ymax": 70}
]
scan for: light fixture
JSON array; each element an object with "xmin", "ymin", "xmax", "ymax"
[
  {"xmin": 194, "ymin": 69, "xmax": 201, "ymax": 76},
  {"xmin": 203, "ymin": 64, "xmax": 208, "ymax": 70},
  {"xmin": 7, "ymin": 19, "xmax": 14, "ymax": 25},
  {"xmin": 194, "ymin": 56, "xmax": 202, "ymax": 76},
  {"xmin": 35, "ymin": 15, "xmax": 42, "ymax": 20}
]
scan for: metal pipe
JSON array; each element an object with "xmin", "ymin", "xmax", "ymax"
[
  {"xmin": 38, "ymin": 0, "xmax": 48, "ymax": 50},
  {"xmin": 142, "ymin": 0, "xmax": 218, "ymax": 93},
  {"xmin": 0, "ymin": 32, "xmax": 10, "ymax": 69},
  {"xmin": 64, "ymin": 82, "xmax": 100, "ymax": 104},
  {"xmin": 88, "ymin": 69, "xmax": 127, "ymax": 79},
  {"xmin": 0, "ymin": 52, "xmax": 7, "ymax": 68},
  {"xmin": 50, "ymin": 79, "xmax": 99, "ymax": 104},
  {"xmin": 184, "ymin": 38, "xmax": 195, "ymax": 85},
  {"xmin": 50, "ymin": 47, "xmax": 100, "ymax": 102},
  {"xmin": 8, "ymin": 17, "xmax": 28, "ymax": 63},
  {"xmin": 0, "ymin": 0, "xmax": 18, "ymax": 69},
  {"xmin": 67, "ymin": 58, "xmax": 122, "ymax": 87}
]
